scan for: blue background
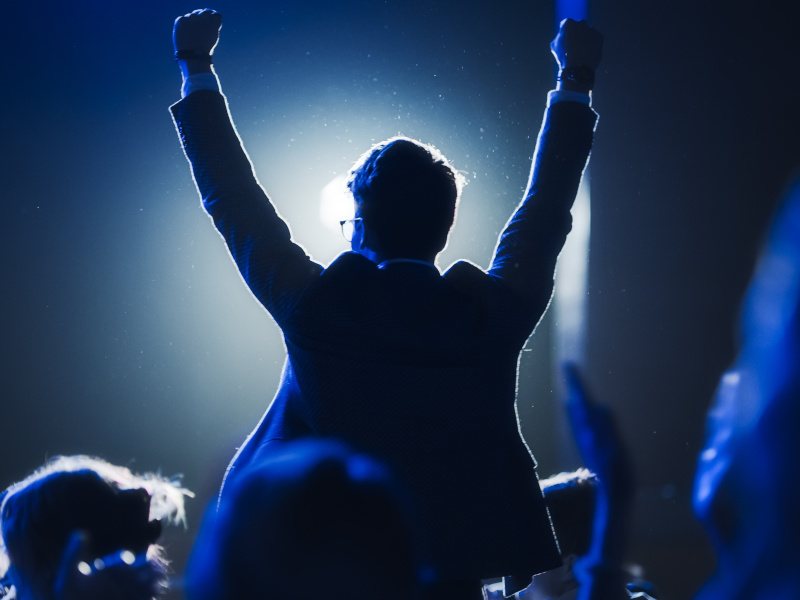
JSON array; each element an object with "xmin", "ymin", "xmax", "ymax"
[{"xmin": 2, "ymin": 1, "xmax": 799, "ymax": 596}]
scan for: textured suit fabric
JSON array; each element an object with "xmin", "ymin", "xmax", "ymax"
[{"xmin": 171, "ymin": 90, "xmax": 597, "ymax": 580}]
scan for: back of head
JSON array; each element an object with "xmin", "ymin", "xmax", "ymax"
[
  {"xmin": 540, "ymin": 469, "xmax": 598, "ymax": 558},
  {"xmin": 188, "ymin": 440, "xmax": 421, "ymax": 600},
  {"xmin": 348, "ymin": 137, "xmax": 463, "ymax": 260}
]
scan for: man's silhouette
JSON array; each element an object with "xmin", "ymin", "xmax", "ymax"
[{"xmin": 171, "ymin": 9, "xmax": 601, "ymax": 595}]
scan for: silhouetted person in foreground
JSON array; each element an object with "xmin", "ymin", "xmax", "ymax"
[
  {"xmin": 511, "ymin": 469, "xmax": 601, "ymax": 600},
  {"xmin": 694, "ymin": 178, "xmax": 800, "ymax": 600},
  {"xmin": 0, "ymin": 456, "xmax": 191, "ymax": 600},
  {"xmin": 171, "ymin": 9, "xmax": 601, "ymax": 595},
  {"xmin": 187, "ymin": 440, "xmax": 421, "ymax": 600}
]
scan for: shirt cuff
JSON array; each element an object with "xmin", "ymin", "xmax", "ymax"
[
  {"xmin": 547, "ymin": 89, "xmax": 591, "ymax": 107},
  {"xmin": 181, "ymin": 72, "xmax": 221, "ymax": 98}
]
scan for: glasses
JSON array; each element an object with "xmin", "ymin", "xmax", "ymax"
[{"xmin": 339, "ymin": 217, "xmax": 363, "ymax": 242}]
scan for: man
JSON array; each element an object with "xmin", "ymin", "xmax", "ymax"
[{"xmin": 170, "ymin": 10, "xmax": 601, "ymax": 597}]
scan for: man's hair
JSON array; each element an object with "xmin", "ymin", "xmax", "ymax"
[
  {"xmin": 541, "ymin": 468, "xmax": 598, "ymax": 557},
  {"xmin": 188, "ymin": 439, "xmax": 421, "ymax": 600},
  {"xmin": 347, "ymin": 136, "xmax": 464, "ymax": 260},
  {"xmin": 0, "ymin": 455, "xmax": 191, "ymax": 599}
]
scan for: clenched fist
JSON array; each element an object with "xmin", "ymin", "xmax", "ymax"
[
  {"xmin": 550, "ymin": 18, "xmax": 603, "ymax": 72},
  {"xmin": 173, "ymin": 8, "xmax": 222, "ymax": 57}
]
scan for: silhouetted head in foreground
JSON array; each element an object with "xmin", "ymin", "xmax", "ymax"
[
  {"xmin": 542, "ymin": 469, "xmax": 598, "ymax": 560},
  {"xmin": 694, "ymin": 178, "xmax": 800, "ymax": 600},
  {"xmin": 515, "ymin": 469, "xmax": 597, "ymax": 599},
  {"xmin": 347, "ymin": 137, "xmax": 464, "ymax": 262},
  {"xmin": 0, "ymin": 456, "xmax": 190, "ymax": 600},
  {"xmin": 188, "ymin": 439, "xmax": 421, "ymax": 600}
]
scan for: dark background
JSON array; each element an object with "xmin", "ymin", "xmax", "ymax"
[{"xmin": 2, "ymin": 1, "xmax": 799, "ymax": 597}]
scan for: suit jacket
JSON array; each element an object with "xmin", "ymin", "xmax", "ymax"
[{"xmin": 171, "ymin": 90, "xmax": 597, "ymax": 581}]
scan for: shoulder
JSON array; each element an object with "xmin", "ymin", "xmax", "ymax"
[
  {"xmin": 442, "ymin": 260, "xmax": 507, "ymax": 302},
  {"xmin": 442, "ymin": 259, "xmax": 488, "ymax": 285}
]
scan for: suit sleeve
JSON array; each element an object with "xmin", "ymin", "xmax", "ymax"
[
  {"xmin": 488, "ymin": 100, "xmax": 598, "ymax": 317},
  {"xmin": 170, "ymin": 90, "xmax": 323, "ymax": 324}
]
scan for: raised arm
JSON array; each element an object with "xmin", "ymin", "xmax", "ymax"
[
  {"xmin": 562, "ymin": 363, "xmax": 633, "ymax": 600},
  {"xmin": 489, "ymin": 19, "xmax": 601, "ymax": 311},
  {"xmin": 170, "ymin": 10, "xmax": 322, "ymax": 324}
]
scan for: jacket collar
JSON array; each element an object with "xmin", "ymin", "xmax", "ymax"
[{"xmin": 377, "ymin": 258, "xmax": 438, "ymax": 272}]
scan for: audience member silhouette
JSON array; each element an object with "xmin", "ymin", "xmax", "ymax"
[
  {"xmin": 694, "ymin": 178, "xmax": 800, "ymax": 600},
  {"xmin": 171, "ymin": 9, "xmax": 601, "ymax": 595},
  {"xmin": 540, "ymin": 470, "xmax": 599, "ymax": 563},
  {"xmin": 497, "ymin": 469, "xmax": 599, "ymax": 600},
  {"xmin": 186, "ymin": 439, "xmax": 421, "ymax": 600},
  {"xmin": 0, "ymin": 456, "xmax": 191, "ymax": 600}
]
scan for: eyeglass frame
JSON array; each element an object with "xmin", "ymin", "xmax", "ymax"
[{"xmin": 339, "ymin": 217, "xmax": 363, "ymax": 242}]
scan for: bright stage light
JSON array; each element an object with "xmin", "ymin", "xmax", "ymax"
[
  {"xmin": 319, "ymin": 174, "xmax": 354, "ymax": 233},
  {"xmin": 554, "ymin": 173, "xmax": 591, "ymax": 363}
]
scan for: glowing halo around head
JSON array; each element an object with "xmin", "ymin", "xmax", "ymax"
[{"xmin": 319, "ymin": 174, "xmax": 354, "ymax": 234}]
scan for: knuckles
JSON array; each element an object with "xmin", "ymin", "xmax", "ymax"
[{"xmin": 173, "ymin": 9, "xmax": 222, "ymax": 36}]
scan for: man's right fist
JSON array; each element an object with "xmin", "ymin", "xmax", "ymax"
[
  {"xmin": 550, "ymin": 18, "xmax": 603, "ymax": 72},
  {"xmin": 173, "ymin": 9, "xmax": 222, "ymax": 57}
]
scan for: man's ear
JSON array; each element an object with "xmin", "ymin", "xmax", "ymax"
[{"xmin": 353, "ymin": 219, "xmax": 368, "ymax": 252}]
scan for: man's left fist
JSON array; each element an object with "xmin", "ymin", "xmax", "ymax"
[{"xmin": 173, "ymin": 8, "xmax": 222, "ymax": 56}]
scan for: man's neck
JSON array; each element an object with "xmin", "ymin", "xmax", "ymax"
[
  {"xmin": 356, "ymin": 248, "xmax": 435, "ymax": 267},
  {"xmin": 377, "ymin": 258, "xmax": 438, "ymax": 271}
]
